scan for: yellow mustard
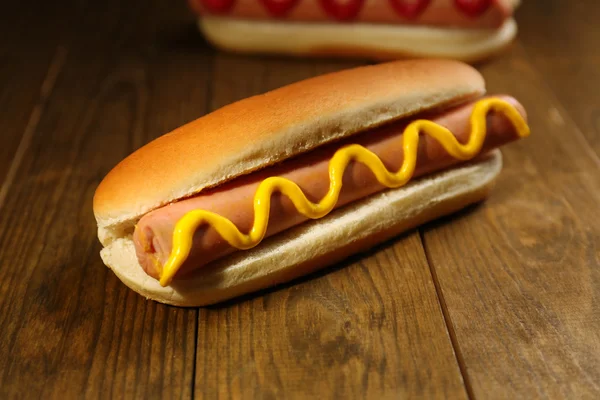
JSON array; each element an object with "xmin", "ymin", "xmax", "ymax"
[{"xmin": 158, "ymin": 98, "xmax": 530, "ymax": 286}]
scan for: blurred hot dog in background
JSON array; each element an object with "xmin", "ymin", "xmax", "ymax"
[{"xmin": 188, "ymin": 0, "xmax": 521, "ymax": 62}]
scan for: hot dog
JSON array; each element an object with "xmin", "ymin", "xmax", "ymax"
[
  {"xmin": 188, "ymin": 0, "xmax": 521, "ymax": 62},
  {"xmin": 94, "ymin": 60, "xmax": 530, "ymax": 306},
  {"xmin": 133, "ymin": 95, "xmax": 525, "ymax": 279}
]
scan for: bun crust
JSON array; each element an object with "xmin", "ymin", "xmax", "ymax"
[
  {"xmin": 100, "ymin": 151, "xmax": 502, "ymax": 307},
  {"xmin": 199, "ymin": 18, "xmax": 517, "ymax": 63},
  {"xmin": 93, "ymin": 59, "xmax": 484, "ymax": 244}
]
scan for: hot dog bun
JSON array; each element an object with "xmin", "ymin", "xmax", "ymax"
[
  {"xmin": 198, "ymin": 18, "xmax": 517, "ymax": 63},
  {"xmin": 94, "ymin": 59, "xmax": 506, "ymax": 307},
  {"xmin": 94, "ymin": 60, "xmax": 484, "ymax": 245},
  {"xmin": 100, "ymin": 150, "xmax": 502, "ymax": 307}
]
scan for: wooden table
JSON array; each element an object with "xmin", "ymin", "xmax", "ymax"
[{"xmin": 1, "ymin": 1, "xmax": 598, "ymax": 398}]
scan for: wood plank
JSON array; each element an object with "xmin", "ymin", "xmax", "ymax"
[
  {"xmin": 516, "ymin": 0, "xmax": 600, "ymax": 156},
  {"xmin": 422, "ymin": 44, "xmax": 600, "ymax": 399},
  {"xmin": 0, "ymin": 1, "xmax": 210, "ymax": 397},
  {"xmin": 194, "ymin": 54, "xmax": 469, "ymax": 399},
  {"xmin": 0, "ymin": 3, "xmax": 72, "ymax": 188}
]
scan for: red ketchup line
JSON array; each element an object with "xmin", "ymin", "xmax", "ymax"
[
  {"xmin": 389, "ymin": 0, "xmax": 431, "ymax": 19},
  {"xmin": 260, "ymin": 0, "xmax": 302, "ymax": 16},
  {"xmin": 454, "ymin": 0, "xmax": 491, "ymax": 17},
  {"xmin": 200, "ymin": 0, "xmax": 236, "ymax": 14},
  {"xmin": 195, "ymin": 0, "xmax": 494, "ymax": 21},
  {"xmin": 318, "ymin": 0, "xmax": 366, "ymax": 21}
]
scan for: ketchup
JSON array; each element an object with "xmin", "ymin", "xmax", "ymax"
[
  {"xmin": 260, "ymin": 0, "xmax": 301, "ymax": 16},
  {"xmin": 319, "ymin": 0, "xmax": 365, "ymax": 21},
  {"xmin": 454, "ymin": 0, "xmax": 491, "ymax": 17},
  {"xmin": 389, "ymin": 0, "xmax": 431, "ymax": 19},
  {"xmin": 200, "ymin": 0, "xmax": 236, "ymax": 14}
]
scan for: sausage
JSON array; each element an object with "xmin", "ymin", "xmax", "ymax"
[
  {"xmin": 134, "ymin": 96, "xmax": 526, "ymax": 279},
  {"xmin": 188, "ymin": 0, "xmax": 513, "ymax": 29}
]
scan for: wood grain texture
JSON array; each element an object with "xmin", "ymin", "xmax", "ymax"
[
  {"xmin": 196, "ymin": 238, "xmax": 468, "ymax": 399},
  {"xmin": 0, "ymin": 3, "xmax": 72, "ymax": 188},
  {"xmin": 0, "ymin": 1, "xmax": 209, "ymax": 398},
  {"xmin": 516, "ymin": 0, "xmax": 600, "ymax": 156},
  {"xmin": 422, "ymin": 45, "xmax": 600, "ymax": 399},
  {"xmin": 194, "ymin": 55, "xmax": 468, "ymax": 400},
  {"xmin": 2, "ymin": 1, "xmax": 599, "ymax": 398}
]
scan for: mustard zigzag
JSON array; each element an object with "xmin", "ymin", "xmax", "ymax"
[{"xmin": 159, "ymin": 98, "xmax": 530, "ymax": 286}]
